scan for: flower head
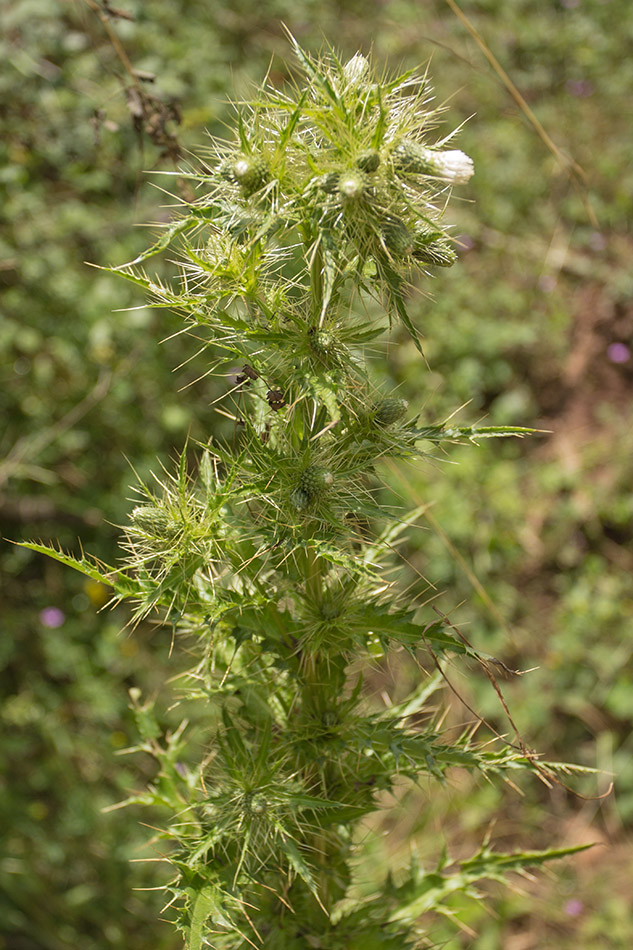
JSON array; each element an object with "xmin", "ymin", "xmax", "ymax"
[
  {"xmin": 393, "ymin": 141, "xmax": 474, "ymax": 184},
  {"xmin": 425, "ymin": 148, "xmax": 475, "ymax": 184},
  {"xmin": 39, "ymin": 606, "xmax": 65, "ymax": 628},
  {"xmin": 343, "ymin": 52, "xmax": 370, "ymax": 86}
]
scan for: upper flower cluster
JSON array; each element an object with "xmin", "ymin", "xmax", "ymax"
[{"xmin": 196, "ymin": 42, "xmax": 473, "ymax": 302}]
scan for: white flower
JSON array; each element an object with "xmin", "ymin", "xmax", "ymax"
[
  {"xmin": 425, "ymin": 148, "xmax": 474, "ymax": 184},
  {"xmin": 343, "ymin": 53, "xmax": 369, "ymax": 85},
  {"xmin": 234, "ymin": 158, "xmax": 250, "ymax": 178},
  {"xmin": 338, "ymin": 172, "xmax": 364, "ymax": 200}
]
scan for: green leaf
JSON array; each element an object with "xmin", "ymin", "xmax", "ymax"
[
  {"xmin": 320, "ymin": 229, "xmax": 338, "ymax": 321},
  {"xmin": 370, "ymin": 84, "xmax": 387, "ymax": 149},
  {"xmin": 186, "ymin": 884, "xmax": 231, "ymax": 950},
  {"xmin": 178, "ymin": 441, "xmax": 189, "ymax": 502},
  {"xmin": 199, "ymin": 449, "xmax": 217, "ymax": 495},
  {"xmin": 280, "ymin": 837, "xmax": 320, "ymax": 899},
  {"xmin": 388, "ymin": 842, "xmax": 593, "ymax": 924},
  {"xmin": 279, "ymin": 89, "xmax": 308, "ymax": 149},
  {"xmin": 354, "ymin": 607, "xmax": 479, "ymax": 659},
  {"xmin": 462, "ymin": 841, "xmax": 595, "ymax": 877},
  {"xmin": 390, "ymin": 286, "xmax": 423, "ymax": 354},
  {"xmin": 112, "ymin": 215, "xmax": 200, "ymax": 270},
  {"xmin": 306, "ymin": 372, "xmax": 340, "ymax": 424},
  {"xmin": 312, "ymin": 541, "xmax": 379, "ymax": 578},
  {"xmin": 89, "ymin": 264, "xmax": 152, "ymax": 291},
  {"xmin": 18, "ymin": 542, "xmax": 140, "ymax": 599},
  {"xmin": 412, "ymin": 424, "xmax": 538, "ymax": 443},
  {"xmin": 286, "ymin": 32, "xmax": 345, "ymax": 117}
]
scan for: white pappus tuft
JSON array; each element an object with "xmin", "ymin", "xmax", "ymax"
[
  {"xmin": 343, "ymin": 53, "xmax": 370, "ymax": 85},
  {"xmin": 424, "ymin": 148, "xmax": 475, "ymax": 184}
]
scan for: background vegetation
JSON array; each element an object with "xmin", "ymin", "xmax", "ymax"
[{"xmin": 2, "ymin": 0, "xmax": 632, "ymax": 947}]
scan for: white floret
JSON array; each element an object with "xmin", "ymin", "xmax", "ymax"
[
  {"xmin": 425, "ymin": 148, "xmax": 475, "ymax": 184},
  {"xmin": 343, "ymin": 53, "xmax": 370, "ymax": 85}
]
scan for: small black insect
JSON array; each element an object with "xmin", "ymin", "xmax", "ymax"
[
  {"xmin": 235, "ymin": 364, "xmax": 259, "ymax": 386},
  {"xmin": 266, "ymin": 389, "xmax": 285, "ymax": 411}
]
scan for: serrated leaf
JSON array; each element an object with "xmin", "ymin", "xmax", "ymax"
[
  {"xmin": 320, "ymin": 229, "xmax": 338, "ymax": 321},
  {"xmin": 18, "ymin": 542, "xmax": 140, "ymax": 598},
  {"xmin": 236, "ymin": 109, "xmax": 249, "ymax": 153},
  {"xmin": 312, "ymin": 541, "xmax": 379, "ymax": 577},
  {"xmin": 199, "ymin": 450, "xmax": 217, "ymax": 495},
  {"xmin": 286, "ymin": 33, "xmax": 345, "ymax": 116},
  {"xmin": 186, "ymin": 884, "xmax": 231, "ymax": 950},
  {"xmin": 370, "ymin": 84, "xmax": 387, "ymax": 149},
  {"xmin": 178, "ymin": 442, "xmax": 189, "ymax": 502},
  {"xmin": 113, "ymin": 215, "xmax": 200, "ymax": 270},
  {"xmin": 412, "ymin": 424, "xmax": 538, "ymax": 443},
  {"xmin": 279, "ymin": 837, "xmax": 319, "ymax": 898},
  {"xmin": 459, "ymin": 841, "xmax": 594, "ymax": 879},
  {"xmin": 279, "ymin": 89, "xmax": 308, "ymax": 149},
  {"xmin": 354, "ymin": 608, "xmax": 475, "ymax": 659},
  {"xmin": 390, "ymin": 287, "xmax": 423, "ymax": 354},
  {"xmin": 90, "ymin": 264, "xmax": 152, "ymax": 291},
  {"xmin": 388, "ymin": 842, "xmax": 593, "ymax": 924},
  {"xmin": 306, "ymin": 372, "xmax": 340, "ymax": 424}
]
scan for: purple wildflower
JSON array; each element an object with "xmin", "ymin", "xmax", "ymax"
[
  {"xmin": 564, "ymin": 898, "xmax": 584, "ymax": 917},
  {"xmin": 39, "ymin": 607, "xmax": 66, "ymax": 628},
  {"xmin": 607, "ymin": 343, "xmax": 630, "ymax": 364}
]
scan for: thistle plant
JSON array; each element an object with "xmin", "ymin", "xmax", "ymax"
[{"xmin": 26, "ymin": 37, "xmax": 589, "ymax": 948}]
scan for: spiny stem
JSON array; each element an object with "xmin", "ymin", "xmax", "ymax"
[
  {"xmin": 303, "ymin": 544, "xmax": 322, "ymax": 603},
  {"xmin": 310, "ymin": 237, "xmax": 324, "ymax": 324}
]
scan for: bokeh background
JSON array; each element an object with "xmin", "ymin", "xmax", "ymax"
[{"xmin": 2, "ymin": 1, "xmax": 633, "ymax": 947}]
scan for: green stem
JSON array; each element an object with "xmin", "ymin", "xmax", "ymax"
[
  {"xmin": 310, "ymin": 237, "xmax": 324, "ymax": 324},
  {"xmin": 285, "ymin": 217, "xmax": 348, "ymax": 921},
  {"xmin": 304, "ymin": 542, "xmax": 322, "ymax": 603}
]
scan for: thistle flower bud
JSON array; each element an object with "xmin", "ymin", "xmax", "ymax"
[
  {"xmin": 243, "ymin": 793, "xmax": 267, "ymax": 816},
  {"xmin": 391, "ymin": 140, "xmax": 432, "ymax": 175},
  {"xmin": 250, "ymin": 796, "xmax": 267, "ymax": 815},
  {"xmin": 338, "ymin": 171, "xmax": 366, "ymax": 202},
  {"xmin": 381, "ymin": 218, "xmax": 414, "ymax": 256},
  {"xmin": 309, "ymin": 328, "xmax": 335, "ymax": 356},
  {"xmin": 413, "ymin": 221, "xmax": 443, "ymax": 245},
  {"xmin": 320, "ymin": 600, "xmax": 341, "ymax": 621},
  {"xmin": 130, "ymin": 505, "xmax": 171, "ymax": 535},
  {"xmin": 343, "ymin": 53, "xmax": 370, "ymax": 85},
  {"xmin": 410, "ymin": 221, "xmax": 457, "ymax": 267},
  {"xmin": 290, "ymin": 488, "xmax": 310, "ymax": 511},
  {"xmin": 227, "ymin": 208, "xmax": 264, "ymax": 242},
  {"xmin": 373, "ymin": 397, "xmax": 408, "ymax": 427},
  {"xmin": 318, "ymin": 172, "xmax": 340, "ymax": 194},
  {"xmin": 232, "ymin": 155, "xmax": 270, "ymax": 196},
  {"xmin": 299, "ymin": 466, "xmax": 334, "ymax": 498},
  {"xmin": 355, "ymin": 149, "xmax": 380, "ymax": 173},
  {"xmin": 392, "ymin": 141, "xmax": 474, "ymax": 184},
  {"xmin": 412, "ymin": 237, "xmax": 457, "ymax": 267},
  {"xmin": 218, "ymin": 159, "xmax": 236, "ymax": 183}
]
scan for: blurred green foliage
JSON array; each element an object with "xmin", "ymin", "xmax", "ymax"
[{"xmin": 2, "ymin": 0, "xmax": 633, "ymax": 947}]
